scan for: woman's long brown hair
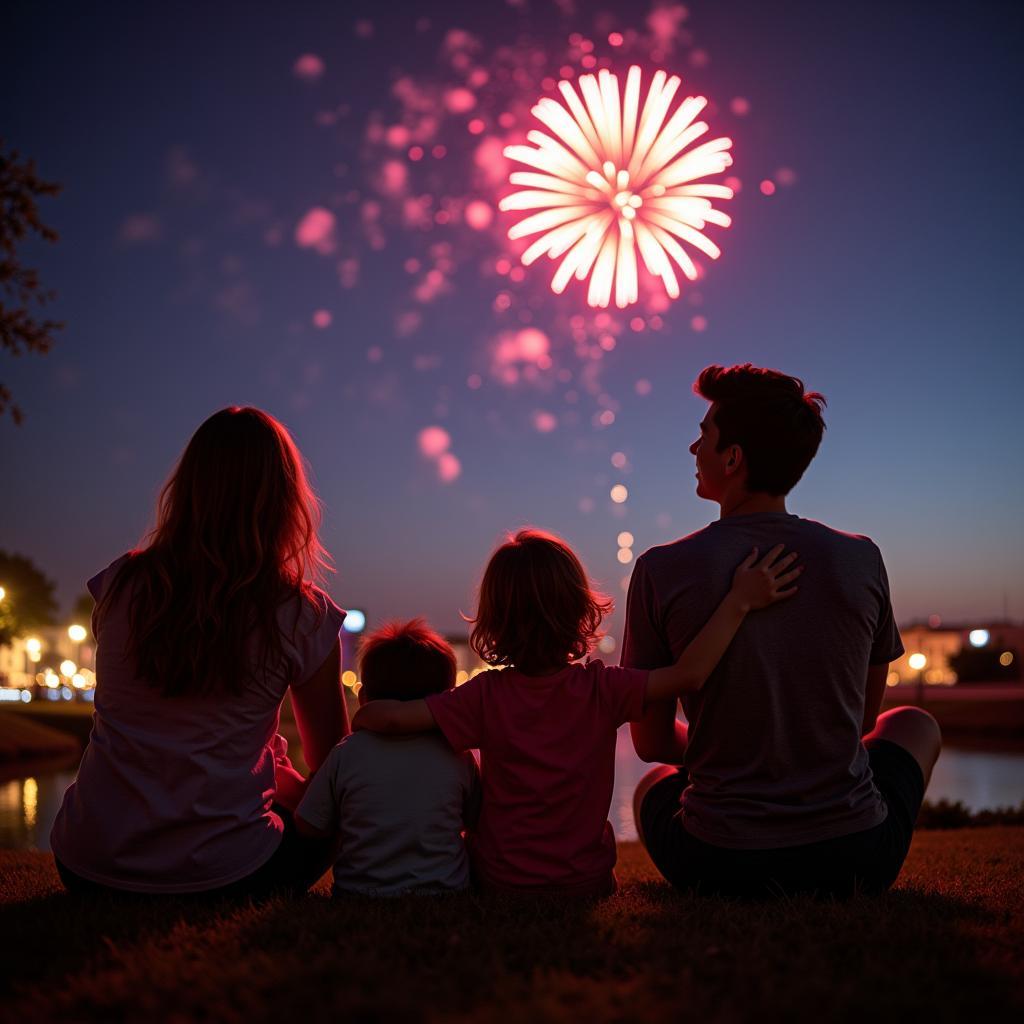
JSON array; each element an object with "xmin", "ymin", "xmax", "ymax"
[{"xmin": 102, "ymin": 407, "xmax": 331, "ymax": 697}]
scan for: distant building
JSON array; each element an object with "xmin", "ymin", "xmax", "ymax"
[
  {"xmin": 891, "ymin": 621, "xmax": 1022, "ymax": 688},
  {"xmin": 0, "ymin": 624, "xmax": 95, "ymax": 701}
]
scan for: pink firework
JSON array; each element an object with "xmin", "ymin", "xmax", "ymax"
[{"xmin": 500, "ymin": 66, "xmax": 734, "ymax": 309}]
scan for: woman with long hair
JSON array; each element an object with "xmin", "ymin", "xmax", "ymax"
[{"xmin": 51, "ymin": 407, "xmax": 349, "ymax": 897}]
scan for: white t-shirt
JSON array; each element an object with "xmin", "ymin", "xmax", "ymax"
[
  {"xmin": 297, "ymin": 730, "xmax": 480, "ymax": 896},
  {"xmin": 50, "ymin": 554, "xmax": 345, "ymax": 893}
]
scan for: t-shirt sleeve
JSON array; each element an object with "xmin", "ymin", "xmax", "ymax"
[
  {"xmin": 424, "ymin": 675, "xmax": 486, "ymax": 753},
  {"xmin": 597, "ymin": 662, "xmax": 650, "ymax": 727},
  {"xmin": 87, "ymin": 554, "xmax": 132, "ymax": 638},
  {"xmin": 870, "ymin": 547, "xmax": 905, "ymax": 664},
  {"xmin": 290, "ymin": 588, "xmax": 347, "ymax": 687},
  {"xmin": 620, "ymin": 556, "xmax": 674, "ymax": 670},
  {"xmin": 295, "ymin": 743, "xmax": 344, "ymax": 833}
]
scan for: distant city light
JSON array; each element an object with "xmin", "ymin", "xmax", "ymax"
[
  {"xmin": 617, "ymin": 547, "xmax": 633, "ymax": 564},
  {"xmin": 617, "ymin": 531, "xmax": 634, "ymax": 547},
  {"xmin": 1000, "ymin": 651, "xmax": 1014, "ymax": 667},
  {"xmin": 341, "ymin": 670, "xmax": 358, "ymax": 688},
  {"xmin": 0, "ymin": 586, "xmax": 5, "ymax": 601},
  {"xmin": 59, "ymin": 660, "xmax": 77, "ymax": 677},
  {"xmin": 908, "ymin": 653, "xmax": 927, "ymax": 671},
  {"xmin": 26, "ymin": 637, "xmax": 42, "ymax": 654},
  {"xmin": 610, "ymin": 484, "xmax": 628, "ymax": 504},
  {"xmin": 968, "ymin": 629, "xmax": 990, "ymax": 648},
  {"xmin": 343, "ymin": 609, "xmax": 367, "ymax": 633},
  {"xmin": 68, "ymin": 624, "xmax": 87, "ymax": 643}
]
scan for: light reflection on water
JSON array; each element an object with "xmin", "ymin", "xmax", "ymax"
[
  {"xmin": 610, "ymin": 730, "xmax": 1024, "ymax": 841},
  {"xmin": 1, "ymin": 730, "xmax": 1022, "ymax": 850},
  {"xmin": 0, "ymin": 769, "xmax": 77, "ymax": 851}
]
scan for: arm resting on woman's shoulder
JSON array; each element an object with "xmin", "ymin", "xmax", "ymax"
[{"xmin": 290, "ymin": 637, "xmax": 349, "ymax": 771}]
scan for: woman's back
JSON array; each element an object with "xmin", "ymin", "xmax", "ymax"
[{"xmin": 51, "ymin": 554, "xmax": 344, "ymax": 893}]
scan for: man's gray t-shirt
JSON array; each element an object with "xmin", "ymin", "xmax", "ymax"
[
  {"xmin": 622, "ymin": 512, "xmax": 904, "ymax": 849},
  {"xmin": 297, "ymin": 731, "xmax": 480, "ymax": 896}
]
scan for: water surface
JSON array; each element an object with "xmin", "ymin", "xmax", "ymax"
[{"xmin": 3, "ymin": 732, "xmax": 1022, "ymax": 850}]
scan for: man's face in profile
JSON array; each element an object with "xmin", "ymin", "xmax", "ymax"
[{"xmin": 689, "ymin": 404, "xmax": 730, "ymax": 502}]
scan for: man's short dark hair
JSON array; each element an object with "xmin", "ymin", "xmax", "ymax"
[
  {"xmin": 358, "ymin": 619, "xmax": 457, "ymax": 702},
  {"xmin": 694, "ymin": 364, "xmax": 827, "ymax": 496}
]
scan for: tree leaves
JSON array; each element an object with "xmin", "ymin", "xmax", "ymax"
[{"xmin": 1, "ymin": 140, "xmax": 64, "ymax": 424}]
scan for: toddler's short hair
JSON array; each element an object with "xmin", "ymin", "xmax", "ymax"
[{"xmin": 358, "ymin": 619, "xmax": 457, "ymax": 702}]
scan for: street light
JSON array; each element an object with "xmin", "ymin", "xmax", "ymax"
[
  {"xmin": 25, "ymin": 637, "xmax": 42, "ymax": 685},
  {"xmin": 908, "ymin": 652, "xmax": 927, "ymax": 707}
]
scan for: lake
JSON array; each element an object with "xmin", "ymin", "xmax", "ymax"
[{"xmin": 3, "ymin": 729, "xmax": 1023, "ymax": 850}]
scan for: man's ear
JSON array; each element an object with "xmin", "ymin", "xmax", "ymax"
[{"xmin": 724, "ymin": 444, "xmax": 744, "ymax": 476}]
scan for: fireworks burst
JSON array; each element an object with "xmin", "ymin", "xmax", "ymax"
[{"xmin": 500, "ymin": 66, "xmax": 734, "ymax": 309}]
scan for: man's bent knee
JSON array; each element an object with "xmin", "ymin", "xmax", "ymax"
[
  {"xmin": 868, "ymin": 706, "xmax": 942, "ymax": 785},
  {"xmin": 633, "ymin": 765, "xmax": 678, "ymax": 849}
]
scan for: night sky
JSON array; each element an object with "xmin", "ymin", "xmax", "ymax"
[{"xmin": 3, "ymin": 0, "xmax": 1023, "ymax": 645}]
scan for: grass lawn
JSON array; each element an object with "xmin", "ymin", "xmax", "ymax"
[{"xmin": 1, "ymin": 829, "xmax": 1021, "ymax": 1023}]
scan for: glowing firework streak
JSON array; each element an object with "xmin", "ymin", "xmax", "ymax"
[{"xmin": 500, "ymin": 66, "xmax": 734, "ymax": 309}]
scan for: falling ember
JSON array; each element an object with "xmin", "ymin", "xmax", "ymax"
[{"xmin": 500, "ymin": 66, "xmax": 734, "ymax": 309}]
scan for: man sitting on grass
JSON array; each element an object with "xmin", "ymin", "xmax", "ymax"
[
  {"xmin": 624, "ymin": 363, "xmax": 942, "ymax": 898},
  {"xmin": 296, "ymin": 620, "xmax": 480, "ymax": 896}
]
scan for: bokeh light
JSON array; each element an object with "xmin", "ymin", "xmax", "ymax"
[{"xmin": 342, "ymin": 609, "xmax": 367, "ymax": 633}]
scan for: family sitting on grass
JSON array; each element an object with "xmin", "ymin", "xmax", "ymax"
[{"xmin": 50, "ymin": 363, "xmax": 942, "ymax": 901}]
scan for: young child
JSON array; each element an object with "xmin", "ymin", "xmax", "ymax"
[
  {"xmin": 296, "ymin": 620, "xmax": 480, "ymax": 896},
  {"xmin": 352, "ymin": 529, "xmax": 800, "ymax": 897}
]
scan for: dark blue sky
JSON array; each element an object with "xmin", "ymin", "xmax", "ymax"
[{"xmin": 3, "ymin": 0, "xmax": 1023, "ymax": 644}]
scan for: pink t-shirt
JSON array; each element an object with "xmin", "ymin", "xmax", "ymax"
[
  {"xmin": 50, "ymin": 555, "xmax": 345, "ymax": 893},
  {"xmin": 424, "ymin": 660, "xmax": 648, "ymax": 894}
]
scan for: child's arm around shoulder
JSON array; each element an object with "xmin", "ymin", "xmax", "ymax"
[
  {"xmin": 645, "ymin": 544, "xmax": 802, "ymax": 703},
  {"xmin": 352, "ymin": 699, "xmax": 437, "ymax": 734}
]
